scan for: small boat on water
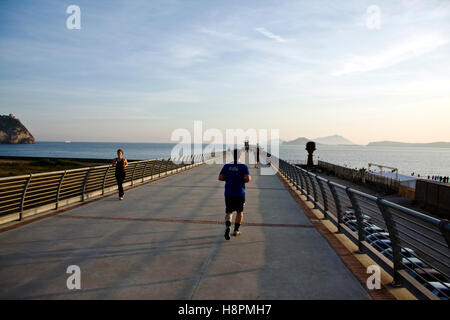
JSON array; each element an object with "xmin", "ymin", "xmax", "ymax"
[{"xmin": 65, "ymin": 140, "xmax": 71, "ymax": 144}]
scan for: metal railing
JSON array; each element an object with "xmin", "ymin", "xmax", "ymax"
[
  {"xmin": 272, "ymin": 155, "xmax": 450, "ymax": 300},
  {"xmin": 0, "ymin": 152, "xmax": 221, "ymax": 224},
  {"xmin": 318, "ymin": 160, "xmax": 401, "ymax": 193}
]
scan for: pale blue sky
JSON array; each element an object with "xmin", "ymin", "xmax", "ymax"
[{"xmin": 1, "ymin": 0, "xmax": 449, "ymax": 144}]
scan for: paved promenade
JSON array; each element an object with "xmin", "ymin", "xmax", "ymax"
[{"xmin": 0, "ymin": 156, "xmax": 369, "ymax": 299}]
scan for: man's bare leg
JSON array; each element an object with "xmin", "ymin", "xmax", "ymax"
[
  {"xmin": 224, "ymin": 213, "xmax": 233, "ymax": 240},
  {"xmin": 233, "ymin": 212, "xmax": 243, "ymax": 236}
]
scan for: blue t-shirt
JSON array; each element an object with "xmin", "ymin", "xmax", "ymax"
[{"xmin": 220, "ymin": 162, "xmax": 250, "ymax": 197}]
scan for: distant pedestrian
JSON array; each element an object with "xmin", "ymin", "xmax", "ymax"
[
  {"xmin": 218, "ymin": 149, "xmax": 251, "ymax": 240},
  {"xmin": 255, "ymin": 144, "xmax": 260, "ymax": 168},
  {"xmin": 113, "ymin": 149, "xmax": 128, "ymax": 200}
]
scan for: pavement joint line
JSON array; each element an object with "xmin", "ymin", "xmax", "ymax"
[
  {"xmin": 149, "ymin": 185, "xmax": 287, "ymax": 191},
  {"xmin": 187, "ymin": 234, "xmax": 223, "ymax": 300},
  {"xmin": 55, "ymin": 214, "xmax": 316, "ymax": 228}
]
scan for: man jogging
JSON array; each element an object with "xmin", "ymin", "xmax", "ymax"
[{"xmin": 218, "ymin": 149, "xmax": 251, "ymax": 240}]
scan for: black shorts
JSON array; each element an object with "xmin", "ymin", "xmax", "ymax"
[{"xmin": 225, "ymin": 195, "xmax": 245, "ymax": 213}]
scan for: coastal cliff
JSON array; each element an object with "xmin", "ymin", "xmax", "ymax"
[{"xmin": 0, "ymin": 114, "xmax": 35, "ymax": 144}]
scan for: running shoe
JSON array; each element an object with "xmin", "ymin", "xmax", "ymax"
[
  {"xmin": 224, "ymin": 227, "xmax": 231, "ymax": 240},
  {"xmin": 232, "ymin": 230, "xmax": 241, "ymax": 237}
]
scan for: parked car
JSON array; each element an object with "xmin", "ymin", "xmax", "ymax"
[
  {"xmin": 364, "ymin": 225, "xmax": 384, "ymax": 235},
  {"xmin": 405, "ymin": 268, "xmax": 448, "ymax": 284},
  {"xmin": 402, "ymin": 257, "xmax": 429, "ymax": 270},
  {"xmin": 381, "ymin": 247, "xmax": 416, "ymax": 260},
  {"xmin": 365, "ymin": 232, "xmax": 390, "ymax": 244},
  {"xmin": 342, "ymin": 213, "xmax": 372, "ymax": 223},
  {"xmin": 423, "ymin": 282, "xmax": 450, "ymax": 300},
  {"xmin": 368, "ymin": 239, "xmax": 391, "ymax": 251},
  {"xmin": 345, "ymin": 219, "xmax": 373, "ymax": 232}
]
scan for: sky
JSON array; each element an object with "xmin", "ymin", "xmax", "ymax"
[{"xmin": 0, "ymin": 0, "xmax": 449, "ymax": 145}]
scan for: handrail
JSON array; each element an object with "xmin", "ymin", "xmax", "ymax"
[
  {"xmin": 0, "ymin": 152, "xmax": 225, "ymax": 225},
  {"xmin": 268, "ymin": 153, "xmax": 450, "ymax": 300}
]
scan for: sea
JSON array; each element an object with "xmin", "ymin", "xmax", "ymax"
[{"xmin": 0, "ymin": 142, "xmax": 449, "ymax": 178}]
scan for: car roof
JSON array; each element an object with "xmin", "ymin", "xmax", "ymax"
[
  {"xmin": 426, "ymin": 282, "xmax": 450, "ymax": 290},
  {"xmin": 365, "ymin": 225, "xmax": 383, "ymax": 229},
  {"xmin": 368, "ymin": 232, "xmax": 389, "ymax": 236}
]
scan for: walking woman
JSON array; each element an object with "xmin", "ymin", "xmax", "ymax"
[{"xmin": 113, "ymin": 149, "xmax": 128, "ymax": 200}]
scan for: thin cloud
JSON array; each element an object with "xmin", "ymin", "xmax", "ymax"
[
  {"xmin": 333, "ymin": 34, "xmax": 449, "ymax": 76},
  {"xmin": 198, "ymin": 28, "xmax": 248, "ymax": 41},
  {"xmin": 255, "ymin": 27, "xmax": 288, "ymax": 43}
]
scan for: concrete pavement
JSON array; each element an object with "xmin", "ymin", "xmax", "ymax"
[{"xmin": 0, "ymin": 156, "xmax": 370, "ymax": 299}]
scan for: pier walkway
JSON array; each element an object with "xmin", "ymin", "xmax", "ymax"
[{"xmin": 0, "ymin": 157, "xmax": 369, "ymax": 299}]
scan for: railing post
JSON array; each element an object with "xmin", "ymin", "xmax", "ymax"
[
  {"xmin": 316, "ymin": 177, "xmax": 329, "ymax": 218},
  {"xmin": 296, "ymin": 167, "xmax": 305, "ymax": 194},
  {"xmin": 301, "ymin": 170, "xmax": 311, "ymax": 195},
  {"xmin": 328, "ymin": 182, "xmax": 343, "ymax": 233},
  {"xmin": 102, "ymin": 167, "xmax": 110, "ymax": 195},
  {"xmin": 438, "ymin": 219, "xmax": 450, "ymax": 248},
  {"xmin": 286, "ymin": 163, "xmax": 292, "ymax": 180},
  {"xmin": 345, "ymin": 188, "xmax": 365, "ymax": 253},
  {"xmin": 377, "ymin": 199, "xmax": 404, "ymax": 286},
  {"xmin": 142, "ymin": 161, "xmax": 149, "ymax": 182},
  {"xmin": 81, "ymin": 168, "xmax": 92, "ymax": 201},
  {"xmin": 150, "ymin": 160, "xmax": 158, "ymax": 178},
  {"xmin": 307, "ymin": 172, "xmax": 319, "ymax": 208},
  {"xmin": 55, "ymin": 171, "xmax": 66, "ymax": 209},
  {"xmin": 19, "ymin": 174, "xmax": 32, "ymax": 221},
  {"xmin": 292, "ymin": 166, "xmax": 301, "ymax": 190},
  {"xmin": 158, "ymin": 159, "xmax": 165, "ymax": 177},
  {"xmin": 164, "ymin": 158, "xmax": 170, "ymax": 175},
  {"xmin": 131, "ymin": 162, "xmax": 138, "ymax": 186},
  {"xmin": 289, "ymin": 165, "xmax": 296, "ymax": 185}
]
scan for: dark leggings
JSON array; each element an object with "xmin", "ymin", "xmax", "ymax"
[{"xmin": 116, "ymin": 174, "xmax": 125, "ymax": 197}]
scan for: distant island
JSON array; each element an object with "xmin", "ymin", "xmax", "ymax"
[
  {"xmin": 283, "ymin": 135, "xmax": 355, "ymax": 146},
  {"xmin": 367, "ymin": 141, "xmax": 450, "ymax": 148},
  {"xmin": 0, "ymin": 114, "xmax": 35, "ymax": 144},
  {"xmin": 281, "ymin": 135, "xmax": 450, "ymax": 148}
]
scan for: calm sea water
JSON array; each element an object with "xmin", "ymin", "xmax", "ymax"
[
  {"xmin": 0, "ymin": 142, "xmax": 449, "ymax": 177},
  {"xmin": 0, "ymin": 142, "xmax": 178, "ymax": 161}
]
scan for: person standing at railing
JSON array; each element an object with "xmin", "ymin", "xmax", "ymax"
[
  {"xmin": 255, "ymin": 144, "xmax": 260, "ymax": 168},
  {"xmin": 218, "ymin": 149, "xmax": 251, "ymax": 240},
  {"xmin": 112, "ymin": 149, "xmax": 128, "ymax": 200}
]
